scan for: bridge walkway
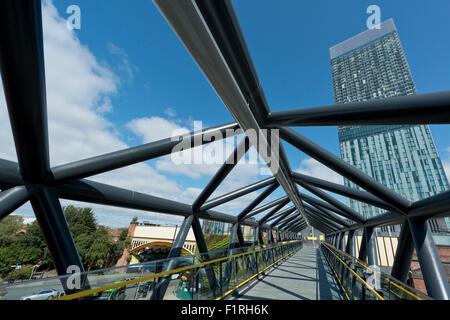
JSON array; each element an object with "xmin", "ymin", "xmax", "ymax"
[{"xmin": 237, "ymin": 246, "xmax": 344, "ymax": 300}]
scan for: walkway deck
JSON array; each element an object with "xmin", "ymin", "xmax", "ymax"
[{"xmin": 238, "ymin": 246, "xmax": 344, "ymax": 300}]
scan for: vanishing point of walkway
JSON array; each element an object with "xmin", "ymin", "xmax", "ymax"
[{"xmin": 238, "ymin": 246, "xmax": 344, "ymax": 300}]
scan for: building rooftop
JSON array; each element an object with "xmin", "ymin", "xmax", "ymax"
[{"xmin": 330, "ymin": 18, "xmax": 397, "ymax": 60}]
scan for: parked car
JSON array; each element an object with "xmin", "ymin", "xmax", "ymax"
[{"xmin": 20, "ymin": 288, "xmax": 60, "ymax": 300}]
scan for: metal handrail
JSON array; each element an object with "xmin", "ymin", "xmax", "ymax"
[
  {"xmin": 321, "ymin": 242, "xmax": 384, "ymax": 300},
  {"xmin": 321, "ymin": 242, "xmax": 431, "ymax": 300},
  {"xmin": 55, "ymin": 240, "xmax": 302, "ymax": 300}
]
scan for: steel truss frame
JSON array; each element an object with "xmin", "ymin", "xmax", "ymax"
[{"xmin": 0, "ymin": 0, "xmax": 449, "ymax": 299}]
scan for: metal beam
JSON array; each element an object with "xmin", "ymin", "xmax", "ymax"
[
  {"xmin": 0, "ymin": 159, "xmax": 275, "ymax": 229},
  {"xmin": 237, "ymin": 183, "xmax": 280, "ymax": 220},
  {"xmin": 291, "ymin": 172, "xmax": 396, "ymax": 212},
  {"xmin": 272, "ymin": 211, "xmax": 299, "ymax": 228},
  {"xmin": 270, "ymin": 207, "xmax": 297, "ymax": 227},
  {"xmin": 0, "ymin": 1, "xmax": 86, "ymax": 289},
  {"xmin": 266, "ymin": 205, "xmax": 296, "ymax": 223},
  {"xmin": 358, "ymin": 229, "xmax": 367, "ymax": 262},
  {"xmin": 295, "ymin": 180, "xmax": 365, "ymax": 224},
  {"xmin": 201, "ymin": 176, "xmax": 276, "ymax": 211},
  {"xmin": 300, "ymin": 194, "xmax": 352, "ymax": 223},
  {"xmin": 192, "ymin": 136, "xmax": 249, "ymax": 212},
  {"xmin": 236, "ymin": 224, "xmax": 245, "ymax": 248},
  {"xmin": 0, "ymin": 186, "xmax": 33, "ymax": 220},
  {"xmin": 328, "ymin": 190, "xmax": 450, "ymax": 235},
  {"xmin": 278, "ymin": 214, "xmax": 303, "ymax": 230},
  {"xmin": 0, "ymin": 159, "xmax": 24, "ymax": 189},
  {"xmin": 259, "ymin": 198, "xmax": 290, "ymax": 224},
  {"xmin": 408, "ymin": 217, "xmax": 450, "ymax": 299},
  {"xmin": 391, "ymin": 221, "xmax": 414, "ymax": 283},
  {"xmin": 267, "ymin": 90, "xmax": 450, "ymax": 127},
  {"xmin": 191, "ymin": 217, "xmax": 218, "ymax": 296},
  {"xmin": 280, "ymin": 127, "xmax": 411, "ymax": 213},
  {"xmin": 345, "ymin": 230, "xmax": 356, "ymax": 257},
  {"xmin": 365, "ymin": 226, "xmax": 378, "ymax": 266},
  {"xmin": 305, "ymin": 207, "xmax": 343, "ymax": 230},
  {"xmin": 245, "ymin": 195, "xmax": 287, "ymax": 219},
  {"xmin": 52, "ymin": 122, "xmax": 240, "ymax": 183},
  {"xmin": 303, "ymin": 203, "xmax": 349, "ymax": 228},
  {"xmin": 306, "ymin": 213, "xmax": 337, "ymax": 233},
  {"xmin": 30, "ymin": 188, "xmax": 85, "ymax": 292},
  {"xmin": 152, "ymin": 0, "xmax": 309, "ymax": 225},
  {"xmin": 0, "ymin": 0, "xmax": 50, "ymax": 183}
]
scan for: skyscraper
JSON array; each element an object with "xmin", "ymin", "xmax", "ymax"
[{"xmin": 330, "ymin": 19, "xmax": 449, "ymax": 234}]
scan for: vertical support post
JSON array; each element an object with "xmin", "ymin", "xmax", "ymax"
[
  {"xmin": 391, "ymin": 221, "xmax": 414, "ymax": 283},
  {"xmin": 30, "ymin": 189, "xmax": 87, "ymax": 292},
  {"xmin": 358, "ymin": 229, "xmax": 367, "ymax": 262},
  {"xmin": 345, "ymin": 230, "xmax": 356, "ymax": 257},
  {"xmin": 267, "ymin": 228, "xmax": 273, "ymax": 244},
  {"xmin": 191, "ymin": 217, "xmax": 218, "ymax": 296},
  {"xmin": 236, "ymin": 223, "xmax": 245, "ymax": 248},
  {"xmin": 253, "ymin": 226, "xmax": 260, "ymax": 248},
  {"xmin": 0, "ymin": 1, "xmax": 86, "ymax": 293},
  {"xmin": 408, "ymin": 217, "xmax": 450, "ymax": 300},
  {"xmin": 337, "ymin": 232, "xmax": 344, "ymax": 252},
  {"xmin": 151, "ymin": 215, "xmax": 194, "ymax": 300},
  {"xmin": 259, "ymin": 228, "xmax": 264, "ymax": 247},
  {"xmin": 365, "ymin": 226, "xmax": 378, "ymax": 266}
]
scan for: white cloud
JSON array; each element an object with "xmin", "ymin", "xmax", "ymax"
[
  {"xmin": 295, "ymin": 158, "xmax": 343, "ymax": 185},
  {"xmin": 107, "ymin": 42, "xmax": 138, "ymax": 82},
  {"xmin": 126, "ymin": 116, "xmax": 189, "ymax": 143},
  {"xmin": 164, "ymin": 107, "xmax": 177, "ymax": 118},
  {"xmin": 0, "ymin": 1, "xmax": 205, "ymax": 227},
  {"xmin": 0, "ymin": 1, "xmax": 266, "ymax": 227}
]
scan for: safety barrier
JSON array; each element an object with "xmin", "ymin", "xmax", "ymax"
[
  {"xmin": 55, "ymin": 240, "xmax": 302, "ymax": 300},
  {"xmin": 321, "ymin": 242, "xmax": 431, "ymax": 300},
  {"xmin": 0, "ymin": 240, "xmax": 301, "ymax": 300}
]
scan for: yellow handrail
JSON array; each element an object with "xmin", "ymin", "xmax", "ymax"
[
  {"xmin": 322, "ymin": 242, "xmax": 428, "ymax": 300},
  {"xmin": 216, "ymin": 246, "xmax": 301, "ymax": 300},
  {"xmin": 55, "ymin": 240, "xmax": 301, "ymax": 300},
  {"xmin": 321, "ymin": 242, "xmax": 384, "ymax": 300}
]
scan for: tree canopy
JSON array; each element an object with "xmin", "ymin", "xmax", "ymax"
[{"xmin": 0, "ymin": 206, "xmax": 129, "ymax": 279}]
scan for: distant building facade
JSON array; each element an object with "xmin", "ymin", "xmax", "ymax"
[
  {"xmin": 330, "ymin": 19, "xmax": 449, "ymax": 235},
  {"xmin": 129, "ymin": 222, "xmax": 197, "ymax": 255}
]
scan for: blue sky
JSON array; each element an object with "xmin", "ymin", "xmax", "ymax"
[{"xmin": 2, "ymin": 0, "xmax": 450, "ymax": 228}]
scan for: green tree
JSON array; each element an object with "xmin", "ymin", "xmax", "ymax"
[
  {"xmin": 0, "ymin": 206, "xmax": 130, "ymax": 279},
  {"xmin": 0, "ymin": 215, "xmax": 24, "ymax": 247}
]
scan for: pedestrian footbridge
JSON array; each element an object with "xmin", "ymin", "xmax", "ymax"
[
  {"xmin": 0, "ymin": 240, "xmax": 431, "ymax": 301},
  {"xmin": 0, "ymin": 1, "xmax": 449, "ymax": 302}
]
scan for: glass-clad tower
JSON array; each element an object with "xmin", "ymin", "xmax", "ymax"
[{"xmin": 330, "ymin": 19, "xmax": 449, "ymax": 234}]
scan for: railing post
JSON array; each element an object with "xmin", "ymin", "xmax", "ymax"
[{"xmin": 408, "ymin": 217, "xmax": 450, "ymax": 300}]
